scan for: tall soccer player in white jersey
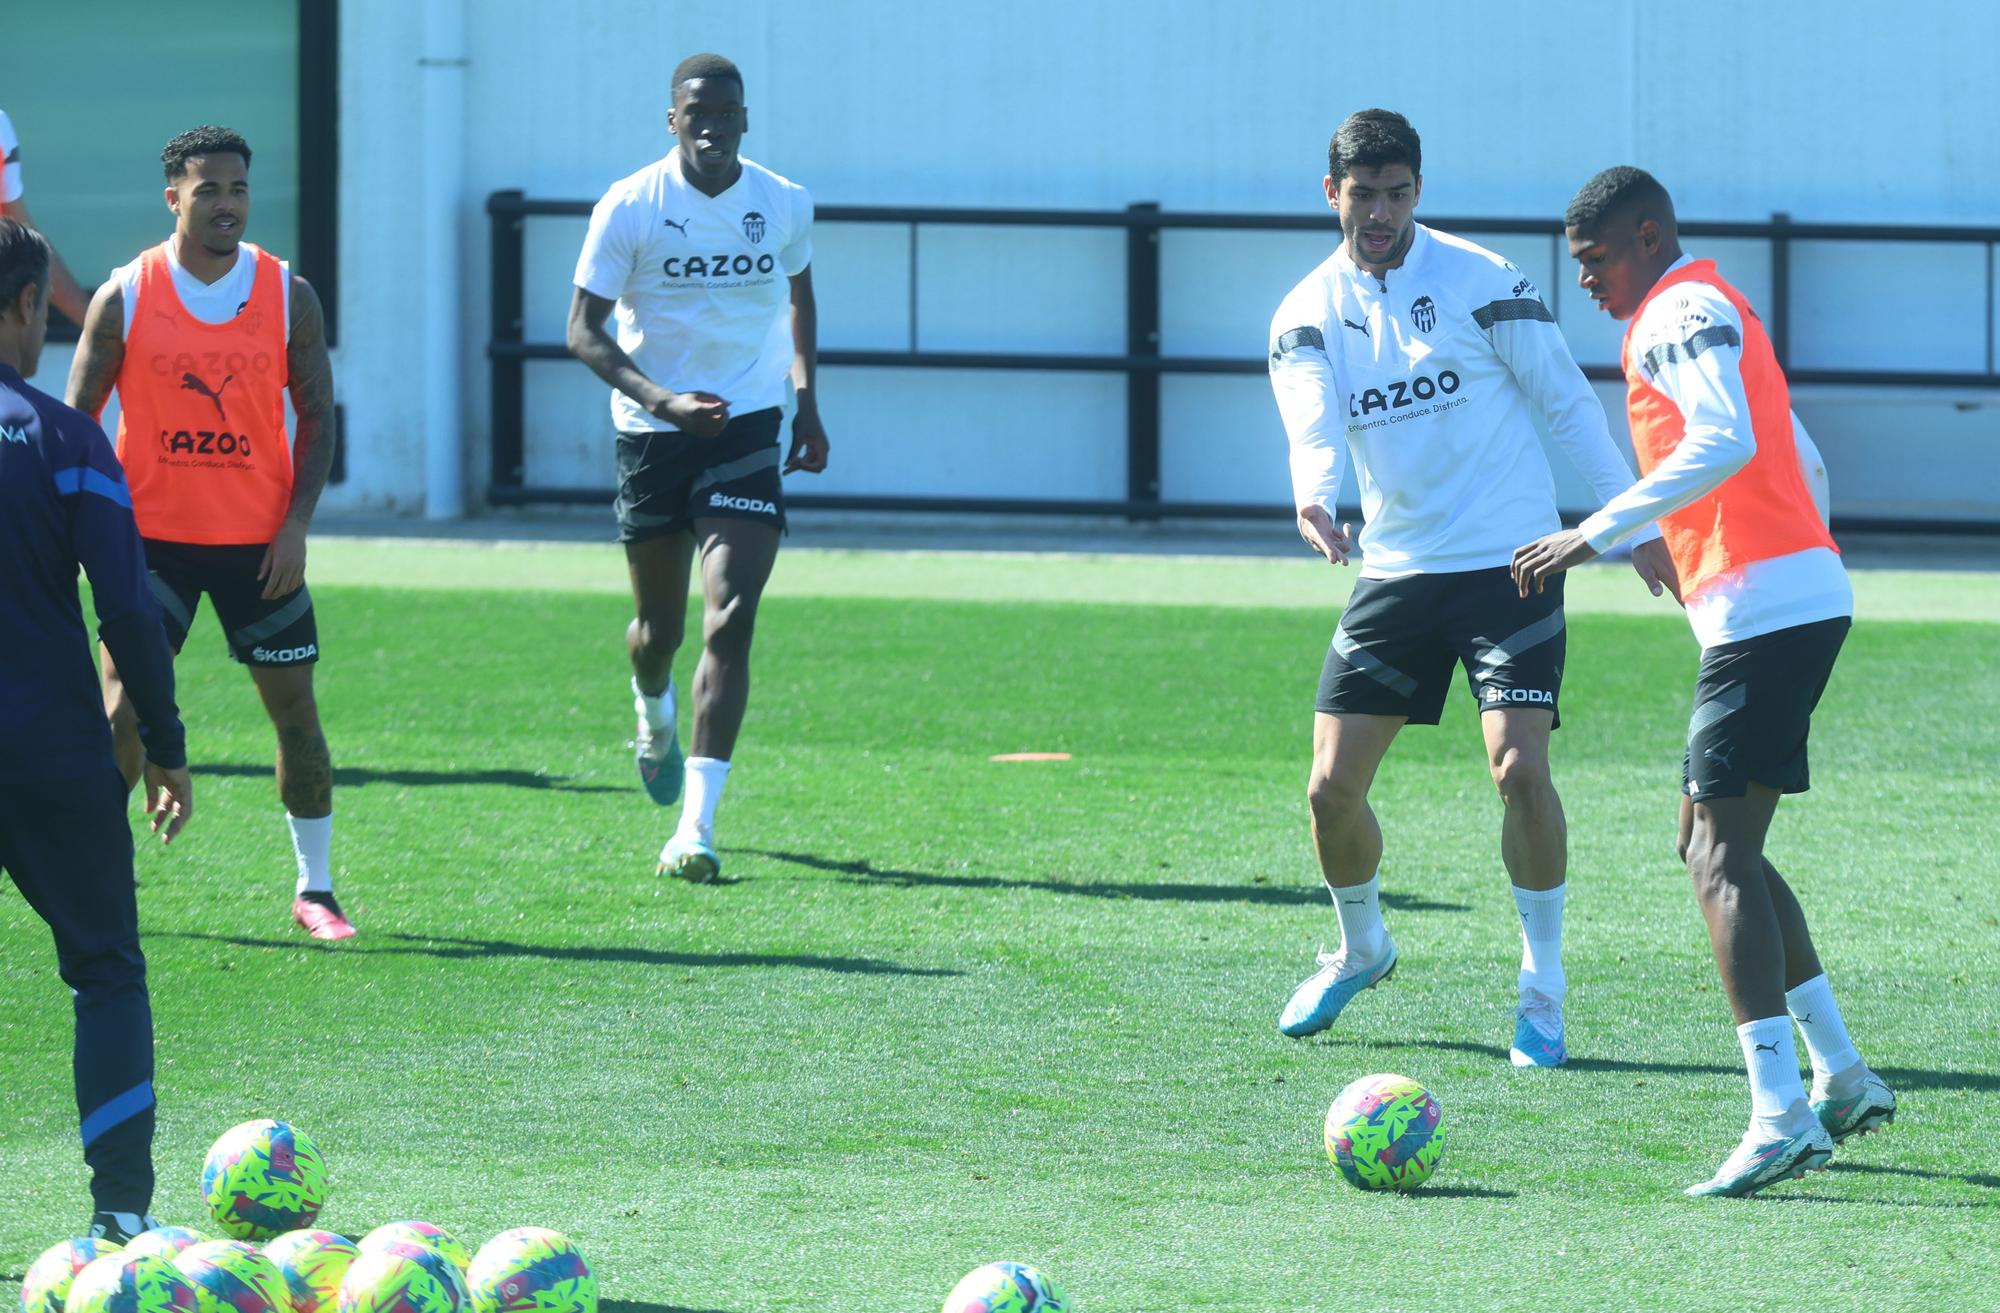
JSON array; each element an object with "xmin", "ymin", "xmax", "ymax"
[
  {"xmin": 1266, "ymin": 110, "xmax": 1677, "ymax": 1063},
  {"xmin": 569, "ymin": 53, "xmax": 828, "ymax": 883},
  {"xmin": 1515, "ymin": 166, "xmax": 1895, "ymax": 1198}
]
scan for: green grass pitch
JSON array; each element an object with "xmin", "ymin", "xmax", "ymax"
[{"xmin": 3, "ymin": 542, "xmax": 1997, "ymax": 1311}]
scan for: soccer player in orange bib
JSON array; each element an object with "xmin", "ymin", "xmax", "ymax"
[
  {"xmin": 1513, "ymin": 167, "xmax": 1895, "ymax": 1198},
  {"xmin": 67, "ymin": 127, "xmax": 348, "ymax": 939}
]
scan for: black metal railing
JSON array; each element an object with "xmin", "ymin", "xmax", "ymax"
[{"xmin": 487, "ymin": 191, "xmax": 2000, "ymax": 528}]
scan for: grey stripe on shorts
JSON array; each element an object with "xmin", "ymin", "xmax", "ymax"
[
  {"xmin": 1331, "ymin": 627, "xmax": 1418, "ymax": 699},
  {"xmin": 1470, "ymin": 609, "xmax": 1566, "ymax": 678},
  {"xmin": 148, "ymin": 573, "xmax": 194, "ymax": 632},
  {"xmin": 230, "ymin": 587, "xmax": 314, "ymax": 647},
  {"xmin": 691, "ymin": 446, "xmax": 781, "ymax": 495}
]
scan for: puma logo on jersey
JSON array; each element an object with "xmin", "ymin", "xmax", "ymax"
[
  {"xmin": 708, "ymin": 492, "xmax": 776, "ymax": 515},
  {"xmin": 1341, "ymin": 317, "xmax": 1370, "ymax": 337},
  {"xmin": 662, "ymin": 217, "xmax": 691, "ymax": 236},
  {"xmin": 180, "ymin": 371, "xmax": 233, "ymax": 422}
]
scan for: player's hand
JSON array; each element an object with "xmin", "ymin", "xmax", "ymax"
[
  {"xmin": 1628, "ymin": 536, "xmax": 1682, "ymax": 603},
  {"xmin": 784, "ymin": 406, "xmax": 829, "ymax": 474},
  {"xmin": 652, "ymin": 390, "xmax": 731, "ymax": 437},
  {"xmin": 258, "ymin": 521, "xmax": 308, "ymax": 600},
  {"xmin": 142, "ymin": 762, "xmax": 193, "ymax": 844},
  {"xmin": 1511, "ymin": 529, "xmax": 1596, "ymax": 596},
  {"xmin": 1298, "ymin": 505, "xmax": 1353, "ymax": 565}
]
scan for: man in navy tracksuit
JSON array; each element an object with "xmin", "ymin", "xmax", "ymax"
[{"xmin": 0, "ymin": 218, "xmax": 193, "ymax": 1241}]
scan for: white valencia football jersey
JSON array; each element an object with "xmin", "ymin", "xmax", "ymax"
[
  {"xmin": 1270, "ymin": 223, "xmax": 1651, "ymax": 576},
  {"xmin": 575, "ymin": 153, "xmax": 813, "ymax": 433}
]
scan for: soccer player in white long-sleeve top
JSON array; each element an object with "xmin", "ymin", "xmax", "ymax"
[
  {"xmin": 1515, "ymin": 166, "xmax": 1894, "ymax": 1197},
  {"xmin": 1267, "ymin": 110, "xmax": 1677, "ymax": 1063}
]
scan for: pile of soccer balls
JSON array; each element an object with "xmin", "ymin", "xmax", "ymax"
[
  {"xmin": 21, "ymin": 1086, "xmax": 1444, "ymax": 1313},
  {"xmin": 20, "ymin": 1120, "xmax": 596, "ymax": 1313}
]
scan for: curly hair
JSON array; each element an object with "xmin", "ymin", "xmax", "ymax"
[
  {"xmin": 162, "ymin": 126, "xmax": 252, "ymax": 182},
  {"xmin": 1565, "ymin": 165, "xmax": 1672, "ymax": 231}
]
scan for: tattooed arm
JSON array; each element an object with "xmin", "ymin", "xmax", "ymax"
[
  {"xmin": 262, "ymin": 275, "xmax": 335, "ymax": 599},
  {"xmin": 64, "ymin": 281, "xmax": 126, "ymax": 417}
]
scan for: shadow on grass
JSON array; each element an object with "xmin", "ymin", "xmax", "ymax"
[
  {"xmin": 1406, "ymin": 1040, "xmax": 2000, "ymax": 1095},
  {"xmin": 160, "ymin": 931, "xmax": 959, "ymax": 977},
  {"xmin": 1831, "ymin": 1161, "xmax": 2000, "ymax": 1191},
  {"xmin": 741, "ymin": 849, "xmax": 1472, "ymax": 913},
  {"xmin": 604, "ymin": 1301, "xmax": 739, "ymax": 1313},
  {"xmin": 1413, "ymin": 1185, "xmax": 1517, "ymax": 1199},
  {"xmin": 199, "ymin": 762, "xmax": 624, "ymax": 794}
]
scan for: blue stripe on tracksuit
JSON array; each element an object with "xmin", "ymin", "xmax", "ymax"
[{"xmin": 81, "ymin": 1080, "xmax": 156, "ymax": 1147}]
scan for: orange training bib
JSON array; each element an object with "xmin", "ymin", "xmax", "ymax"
[{"xmin": 114, "ymin": 242, "xmax": 292, "ymax": 544}]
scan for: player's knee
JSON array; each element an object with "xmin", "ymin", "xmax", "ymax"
[
  {"xmin": 58, "ymin": 938, "xmax": 147, "ymax": 995},
  {"xmin": 263, "ymin": 684, "xmax": 321, "ymax": 731},
  {"xmin": 628, "ymin": 613, "xmax": 685, "ymax": 660},
  {"xmin": 1489, "ymin": 746, "xmax": 1553, "ymax": 805},
  {"xmin": 1306, "ymin": 764, "xmax": 1367, "ymax": 824},
  {"xmin": 703, "ymin": 593, "xmax": 759, "ymax": 660}
]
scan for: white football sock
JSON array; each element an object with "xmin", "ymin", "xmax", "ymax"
[
  {"xmin": 1737, "ymin": 1015, "xmax": 1812, "ymax": 1138},
  {"xmin": 1512, "ymin": 882, "xmax": 1567, "ymax": 1002},
  {"xmin": 288, "ymin": 813, "xmax": 334, "ymax": 895},
  {"xmin": 1329, "ymin": 874, "xmax": 1388, "ymax": 963},
  {"xmin": 632, "ymin": 676, "xmax": 675, "ymax": 733},
  {"xmin": 1785, "ymin": 973, "xmax": 1865, "ymax": 1097},
  {"xmin": 675, "ymin": 757, "xmax": 731, "ymax": 844}
]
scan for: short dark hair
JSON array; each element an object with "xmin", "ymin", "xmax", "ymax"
[
  {"xmin": 672, "ymin": 53, "xmax": 743, "ymax": 95},
  {"xmin": 162, "ymin": 126, "xmax": 252, "ymax": 182},
  {"xmin": 0, "ymin": 217, "xmax": 52, "ymax": 312},
  {"xmin": 1566, "ymin": 165, "xmax": 1673, "ymax": 232},
  {"xmin": 1328, "ymin": 109, "xmax": 1421, "ymax": 183}
]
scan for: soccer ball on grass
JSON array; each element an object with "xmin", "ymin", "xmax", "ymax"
[{"xmin": 1323, "ymin": 1071, "xmax": 1446, "ymax": 1191}]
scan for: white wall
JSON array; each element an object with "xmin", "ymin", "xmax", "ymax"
[{"xmin": 321, "ymin": 0, "xmax": 2000, "ymax": 521}]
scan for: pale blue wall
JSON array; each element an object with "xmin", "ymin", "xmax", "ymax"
[{"xmin": 329, "ymin": 0, "xmax": 2000, "ymax": 519}]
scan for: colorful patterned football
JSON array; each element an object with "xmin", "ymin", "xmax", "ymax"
[
  {"xmin": 21, "ymin": 1239, "xmax": 123, "ymax": 1313},
  {"xmin": 1323, "ymin": 1072, "xmax": 1446, "ymax": 1191},
  {"xmin": 202, "ymin": 1120, "xmax": 329, "ymax": 1240},
  {"xmin": 173, "ymin": 1240, "xmax": 289, "ymax": 1313},
  {"xmin": 122, "ymin": 1231, "xmax": 210, "ymax": 1263},
  {"xmin": 337, "ymin": 1246, "xmax": 469, "ymax": 1313},
  {"xmin": 62, "ymin": 1253, "xmax": 199, "ymax": 1313},
  {"xmin": 466, "ymin": 1227, "xmax": 596, "ymax": 1313},
  {"xmin": 358, "ymin": 1223, "xmax": 472, "ymax": 1275},
  {"xmin": 940, "ymin": 1262, "xmax": 1069, "ymax": 1313},
  {"xmin": 264, "ymin": 1230, "xmax": 361, "ymax": 1313}
]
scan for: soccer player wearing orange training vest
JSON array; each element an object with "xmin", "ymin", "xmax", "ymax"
[
  {"xmin": 66, "ymin": 127, "xmax": 350, "ymax": 940},
  {"xmin": 1513, "ymin": 167, "xmax": 1895, "ymax": 1199}
]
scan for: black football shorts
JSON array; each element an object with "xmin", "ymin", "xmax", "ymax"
[
  {"xmin": 613, "ymin": 407, "xmax": 786, "ymax": 543},
  {"xmin": 1318, "ymin": 566, "xmax": 1566, "ymax": 727},
  {"xmin": 142, "ymin": 538, "xmax": 319, "ymax": 667},
  {"xmin": 1683, "ymin": 617, "xmax": 1848, "ymax": 801}
]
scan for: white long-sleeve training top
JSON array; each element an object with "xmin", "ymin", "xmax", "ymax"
[{"xmin": 1269, "ymin": 223, "xmax": 1656, "ymax": 578}]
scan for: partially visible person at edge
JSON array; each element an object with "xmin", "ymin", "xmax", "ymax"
[
  {"xmin": 1, "ymin": 107, "xmax": 93, "ymax": 326},
  {"xmin": 0, "ymin": 216, "xmax": 192, "ymax": 1242}
]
